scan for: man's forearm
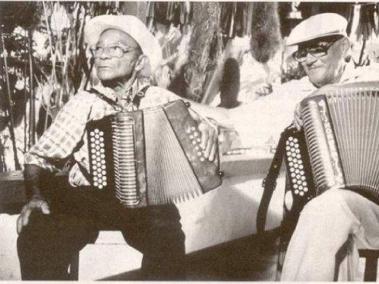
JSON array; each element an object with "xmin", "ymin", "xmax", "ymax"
[{"xmin": 188, "ymin": 101, "xmax": 234, "ymax": 130}]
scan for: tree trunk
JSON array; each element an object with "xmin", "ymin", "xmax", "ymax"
[
  {"xmin": 185, "ymin": 2, "xmax": 222, "ymax": 102},
  {"xmin": 119, "ymin": 2, "xmax": 148, "ymax": 23}
]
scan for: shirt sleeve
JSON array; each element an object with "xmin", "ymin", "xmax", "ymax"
[
  {"xmin": 24, "ymin": 92, "xmax": 93, "ymax": 172},
  {"xmin": 144, "ymin": 86, "xmax": 182, "ymax": 105}
]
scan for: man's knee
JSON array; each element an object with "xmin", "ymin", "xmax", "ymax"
[
  {"xmin": 18, "ymin": 212, "xmax": 50, "ymax": 247},
  {"xmin": 17, "ymin": 213, "xmax": 51, "ymax": 278},
  {"xmin": 143, "ymin": 205, "xmax": 185, "ymax": 254},
  {"xmin": 300, "ymin": 189, "xmax": 347, "ymax": 221}
]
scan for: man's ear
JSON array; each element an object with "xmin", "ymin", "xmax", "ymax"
[
  {"xmin": 341, "ymin": 37, "xmax": 352, "ymax": 61},
  {"xmin": 135, "ymin": 54, "xmax": 147, "ymax": 72}
]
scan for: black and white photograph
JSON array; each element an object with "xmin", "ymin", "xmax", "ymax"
[{"xmin": 1, "ymin": 1, "xmax": 379, "ymax": 281}]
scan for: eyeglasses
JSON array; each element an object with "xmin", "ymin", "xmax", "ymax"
[
  {"xmin": 293, "ymin": 38, "xmax": 339, "ymax": 63},
  {"xmin": 90, "ymin": 45, "xmax": 138, "ymax": 58}
]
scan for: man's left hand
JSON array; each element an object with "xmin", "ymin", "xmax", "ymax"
[{"xmin": 198, "ymin": 120, "xmax": 218, "ymax": 162}]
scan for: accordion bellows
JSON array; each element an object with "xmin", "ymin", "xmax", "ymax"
[
  {"xmin": 87, "ymin": 100, "xmax": 222, "ymax": 208},
  {"xmin": 300, "ymin": 81, "xmax": 379, "ymax": 202}
]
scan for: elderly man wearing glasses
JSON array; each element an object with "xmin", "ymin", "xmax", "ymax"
[
  {"xmin": 16, "ymin": 15, "xmax": 229, "ymax": 280},
  {"xmin": 280, "ymin": 13, "xmax": 379, "ymax": 281}
]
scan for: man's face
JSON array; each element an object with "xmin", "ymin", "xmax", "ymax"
[
  {"xmin": 294, "ymin": 36, "xmax": 347, "ymax": 88},
  {"xmin": 93, "ymin": 29, "xmax": 141, "ymax": 84}
]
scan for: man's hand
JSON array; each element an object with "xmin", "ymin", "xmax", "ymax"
[
  {"xmin": 198, "ymin": 120, "xmax": 218, "ymax": 162},
  {"xmin": 17, "ymin": 196, "xmax": 50, "ymax": 234}
]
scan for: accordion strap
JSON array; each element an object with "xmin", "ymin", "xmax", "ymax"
[
  {"xmin": 256, "ymin": 125, "xmax": 291, "ymax": 235},
  {"xmin": 89, "ymin": 85, "xmax": 150, "ymax": 109},
  {"xmin": 89, "ymin": 88, "xmax": 120, "ymax": 108},
  {"xmin": 132, "ymin": 85, "xmax": 150, "ymax": 108}
]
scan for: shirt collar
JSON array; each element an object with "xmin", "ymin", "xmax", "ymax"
[{"xmin": 92, "ymin": 77, "xmax": 151, "ymax": 105}]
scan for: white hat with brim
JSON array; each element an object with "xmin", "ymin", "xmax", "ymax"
[
  {"xmin": 84, "ymin": 15, "xmax": 162, "ymax": 73},
  {"xmin": 286, "ymin": 13, "xmax": 348, "ymax": 46}
]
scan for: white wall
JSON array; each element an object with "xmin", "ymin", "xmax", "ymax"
[{"xmin": 0, "ymin": 214, "xmax": 21, "ymax": 280}]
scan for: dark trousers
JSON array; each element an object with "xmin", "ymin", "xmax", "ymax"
[{"xmin": 17, "ymin": 180, "xmax": 186, "ymax": 280}]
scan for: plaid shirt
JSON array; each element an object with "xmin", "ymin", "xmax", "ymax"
[{"xmin": 24, "ymin": 79, "xmax": 179, "ymax": 186}]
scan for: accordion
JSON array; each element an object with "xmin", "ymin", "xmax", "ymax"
[
  {"xmin": 284, "ymin": 81, "xmax": 379, "ymax": 212},
  {"xmin": 278, "ymin": 82, "xmax": 379, "ymax": 251},
  {"xmin": 86, "ymin": 99, "xmax": 222, "ymax": 208}
]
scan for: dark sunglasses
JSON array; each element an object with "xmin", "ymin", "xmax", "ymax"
[{"xmin": 293, "ymin": 36, "xmax": 342, "ymax": 63}]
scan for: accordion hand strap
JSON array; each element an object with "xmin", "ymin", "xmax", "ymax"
[{"xmin": 256, "ymin": 125, "xmax": 291, "ymax": 235}]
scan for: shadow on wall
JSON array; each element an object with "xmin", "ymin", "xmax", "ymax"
[{"xmin": 178, "ymin": 174, "xmax": 285, "ymax": 254}]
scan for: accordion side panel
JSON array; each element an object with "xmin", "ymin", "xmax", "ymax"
[
  {"xmin": 163, "ymin": 100, "xmax": 222, "ymax": 192},
  {"xmin": 301, "ymin": 97, "xmax": 345, "ymax": 194},
  {"xmin": 143, "ymin": 106, "xmax": 203, "ymax": 205},
  {"xmin": 87, "ymin": 117, "xmax": 115, "ymax": 192},
  {"xmin": 283, "ymin": 128, "xmax": 316, "ymax": 212},
  {"xmin": 133, "ymin": 111, "xmax": 148, "ymax": 206},
  {"xmin": 282, "ymin": 127, "xmax": 317, "ymax": 246}
]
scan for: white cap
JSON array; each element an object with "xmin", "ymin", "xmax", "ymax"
[
  {"xmin": 84, "ymin": 15, "xmax": 162, "ymax": 72},
  {"xmin": 286, "ymin": 13, "xmax": 348, "ymax": 46}
]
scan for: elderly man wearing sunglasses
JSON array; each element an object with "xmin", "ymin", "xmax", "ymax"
[
  {"xmin": 293, "ymin": 34, "xmax": 348, "ymax": 86},
  {"xmin": 280, "ymin": 13, "xmax": 379, "ymax": 281}
]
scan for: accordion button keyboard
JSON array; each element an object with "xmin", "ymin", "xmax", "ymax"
[
  {"xmin": 186, "ymin": 126, "xmax": 209, "ymax": 163},
  {"xmin": 88, "ymin": 127, "xmax": 108, "ymax": 191},
  {"xmin": 285, "ymin": 135, "xmax": 312, "ymax": 197}
]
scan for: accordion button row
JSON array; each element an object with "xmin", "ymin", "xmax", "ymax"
[
  {"xmin": 286, "ymin": 137, "xmax": 309, "ymax": 197},
  {"xmin": 186, "ymin": 126, "xmax": 207, "ymax": 162},
  {"xmin": 89, "ymin": 129, "xmax": 108, "ymax": 190}
]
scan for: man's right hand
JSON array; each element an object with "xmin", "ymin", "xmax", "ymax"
[{"xmin": 17, "ymin": 196, "xmax": 50, "ymax": 234}]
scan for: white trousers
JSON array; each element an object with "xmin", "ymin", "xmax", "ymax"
[{"xmin": 281, "ymin": 188, "xmax": 379, "ymax": 281}]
